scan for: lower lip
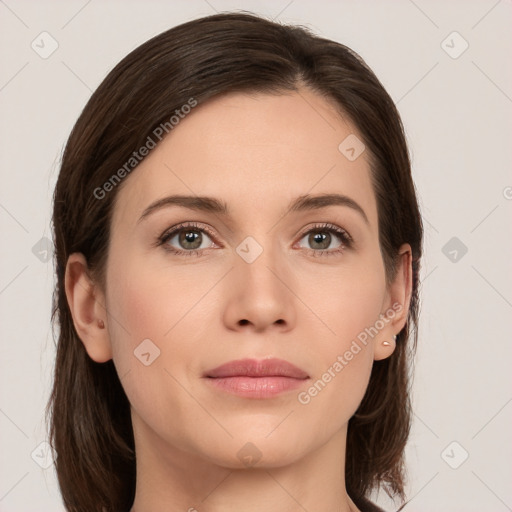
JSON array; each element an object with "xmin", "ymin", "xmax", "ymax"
[{"xmin": 205, "ymin": 376, "xmax": 308, "ymax": 398}]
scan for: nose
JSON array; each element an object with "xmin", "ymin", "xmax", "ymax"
[{"xmin": 222, "ymin": 243, "xmax": 296, "ymax": 333}]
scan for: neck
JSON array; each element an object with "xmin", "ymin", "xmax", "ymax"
[{"xmin": 129, "ymin": 413, "xmax": 360, "ymax": 512}]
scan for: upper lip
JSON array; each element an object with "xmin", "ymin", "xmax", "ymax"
[{"xmin": 205, "ymin": 358, "xmax": 309, "ymax": 379}]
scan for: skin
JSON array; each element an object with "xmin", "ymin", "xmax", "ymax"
[{"xmin": 65, "ymin": 87, "xmax": 412, "ymax": 512}]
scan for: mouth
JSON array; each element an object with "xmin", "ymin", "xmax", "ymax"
[{"xmin": 204, "ymin": 358, "xmax": 309, "ymax": 399}]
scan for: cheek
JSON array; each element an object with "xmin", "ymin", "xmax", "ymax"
[
  {"xmin": 103, "ymin": 254, "xmax": 215, "ymax": 408},
  {"xmin": 297, "ymin": 290, "xmax": 378, "ymax": 426},
  {"xmin": 106, "ymin": 276, "xmax": 166, "ymax": 358},
  {"xmin": 297, "ymin": 254, "xmax": 384, "ymax": 416},
  {"xmin": 298, "ymin": 348, "xmax": 374, "ymax": 428},
  {"xmin": 105, "ymin": 252, "xmax": 210, "ymax": 350},
  {"xmin": 303, "ymin": 251, "xmax": 385, "ymax": 344}
]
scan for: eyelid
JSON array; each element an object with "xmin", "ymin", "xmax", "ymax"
[
  {"xmin": 157, "ymin": 221, "xmax": 220, "ymax": 247},
  {"xmin": 295, "ymin": 222, "xmax": 353, "ymax": 244},
  {"xmin": 157, "ymin": 221, "xmax": 353, "ymax": 256},
  {"xmin": 292, "ymin": 222, "xmax": 353, "ymax": 257}
]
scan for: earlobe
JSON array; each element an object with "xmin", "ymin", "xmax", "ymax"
[
  {"xmin": 374, "ymin": 335, "xmax": 397, "ymax": 361},
  {"xmin": 374, "ymin": 243, "xmax": 413, "ymax": 362},
  {"xmin": 65, "ymin": 253, "xmax": 113, "ymax": 363}
]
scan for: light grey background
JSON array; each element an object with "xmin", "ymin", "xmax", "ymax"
[{"xmin": 1, "ymin": 1, "xmax": 511, "ymax": 511}]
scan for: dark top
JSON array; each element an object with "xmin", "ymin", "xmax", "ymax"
[{"xmin": 353, "ymin": 495, "xmax": 387, "ymax": 512}]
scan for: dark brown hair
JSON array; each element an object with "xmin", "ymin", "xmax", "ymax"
[{"xmin": 48, "ymin": 11, "xmax": 423, "ymax": 512}]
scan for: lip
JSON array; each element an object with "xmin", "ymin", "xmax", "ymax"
[{"xmin": 204, "ymin": 358, "xmax": 309, "ymax": 399}]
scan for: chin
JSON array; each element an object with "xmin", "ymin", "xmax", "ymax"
[{"xmin": 196, "ymin": 432, "xmax": 309, "ymax": 470}]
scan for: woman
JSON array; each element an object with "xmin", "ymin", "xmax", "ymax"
[{"xmin": 48, "ymin": 12, "xmax": 423, "ymax": 512}]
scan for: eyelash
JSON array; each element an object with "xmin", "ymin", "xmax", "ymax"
[
  {"xmin": 156, "ymin": 222, "xmax": 218, "ymax": 258},
  {"xmin": 296, "ymin": 222, "xmax": 353, "ymax": 258},
  {"xmin": 156, "ymin": 221, "xmax": 353, "ymax": 258}
]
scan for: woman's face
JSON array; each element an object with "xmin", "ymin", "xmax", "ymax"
[{"xmin": 89, "ymin": 88, "xmax": 410, "ymax": 469}]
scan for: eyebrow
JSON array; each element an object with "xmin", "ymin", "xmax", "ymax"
[
  {"xmin": 137, "ymin": 193, "xmax": 369, "ymax": 226},
  {"xmin": 289, "ymin": 193, "xmax": 369, "ymax": 225}
]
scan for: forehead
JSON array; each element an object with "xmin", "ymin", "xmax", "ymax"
[{"xmin": 111, "ymin": 89, "xmax": 378, "ymax": 232}]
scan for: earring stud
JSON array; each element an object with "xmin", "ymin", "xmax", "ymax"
[
  {"xmin": 382, "ymin": 340, "xmax": 391, "ymax": 347},
  {"xmin": 97, "ymin": 319, "xmax": 105, "ymax": 329}
]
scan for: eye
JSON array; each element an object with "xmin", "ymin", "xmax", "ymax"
[
  {"xmin": 295, "ymin": 223, "xmax": 352, "ymax": 257},
  {"xmin": 157, "ymin": 222, "xmax": 217, "ymax": 256},
  {"xmin": 156, "ymin": 221, "xmax": 353, "ymax": 258}
]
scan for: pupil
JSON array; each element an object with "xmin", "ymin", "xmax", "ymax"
[
  {"xmin": 180, "ymin": 230, "xmax": 201, "ymax": 249},
  {"xmin": 310, "ymin": 231, "xmax": 330, "ymax": 250}
]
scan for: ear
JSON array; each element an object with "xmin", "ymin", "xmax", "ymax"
[
  {"xmin": 65, "ymin": 252, "xmax": 112, "ymax": 363},
  {"xmin": 374, "ymin": 243, "xmax": 413, "ymax": 361}
]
